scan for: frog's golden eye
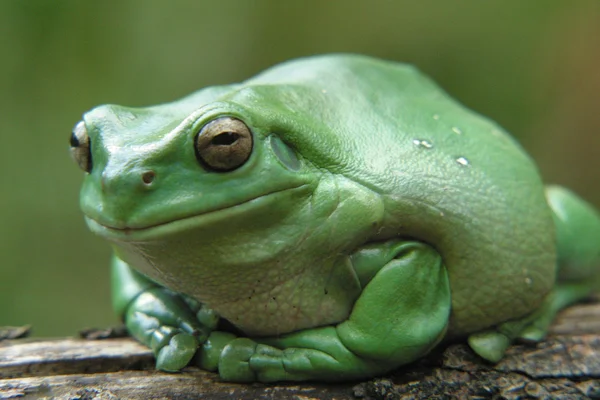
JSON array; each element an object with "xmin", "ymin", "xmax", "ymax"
[
  {"xmin": 195, "ymin": 117, "xmax": 253, "ymax": 172},
  {"xmin": 69, "ymin": 121, "xmax": 92, "ymax": 173}
]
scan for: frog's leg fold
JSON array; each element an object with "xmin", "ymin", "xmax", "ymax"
[
  {"xmin": 214, "ymin": 241, "xmax": 451, "ymax": 382},
  {"xmin": 111, "ymin": 255, "xmax": 220, "ymax": 371},
  {"xmin": 469, "ymin": 185, "xmax": 600, "ymax": 363}
]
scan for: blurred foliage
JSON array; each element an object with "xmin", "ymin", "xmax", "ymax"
[{"xmin": 0, "ymin": 0, "xmax": 598, "ymax": 336}]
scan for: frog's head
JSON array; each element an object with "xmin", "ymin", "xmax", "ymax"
[
  {"xmin": 68, "ymin": 62, "xmax": 386, "ymax": 306},
  {"xmin": 70, "ymin": 86, "xmax": 325, "ymax": 248}
]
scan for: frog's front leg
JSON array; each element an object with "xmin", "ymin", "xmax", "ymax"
[
  {"xmin": 207, "ymin": 241, "xmax": 451, "ymax": 382},
  {"xmin": 111, "ymin": 256, "xmax": 220, "ymax": 371}
]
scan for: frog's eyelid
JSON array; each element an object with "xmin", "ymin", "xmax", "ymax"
[{"xmin": 179, "ymin": 102, "xmax": 247, "ymax": 135}]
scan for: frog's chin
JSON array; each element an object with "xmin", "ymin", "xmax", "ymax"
[{"xmin": 84, "ymin": 184, "xmax": 310, "ymax": 242}]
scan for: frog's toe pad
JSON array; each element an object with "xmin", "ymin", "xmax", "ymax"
[
  {"xmin": 156, "ymin": 332, "xmax": 199, "ymax": 372},
  {"xmin": 468, "ymin": 331, "xmax": 510, "ymax": 363}
]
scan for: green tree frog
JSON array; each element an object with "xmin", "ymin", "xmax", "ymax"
[{"xmin": 70, "ymin": 55, "xmax": 600, "ymax": 382}]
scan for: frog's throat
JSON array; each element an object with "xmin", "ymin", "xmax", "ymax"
[{"xmin": 83, "ymin": 184, "xmax": 310, "ymax": 242}]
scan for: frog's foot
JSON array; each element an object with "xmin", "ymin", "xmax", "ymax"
[
  {"xmin": 468, "ymin": 281, "xmax": 594, "ymax": 363},
  {"xmin": 124, "ymin": 287, "xmax": 219, "ymax": 372},
  {"xmin": 217, "ymin": 338, "xmax": 320, "ymax": 382},
  {"xmin": 215, "ymin": 330, "xmax": 387, "ymax": 383}
]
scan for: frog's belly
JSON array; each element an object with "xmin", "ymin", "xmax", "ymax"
[{"xmin": 113, "ymin": 230, "xmax": 364, "ymax": 337}]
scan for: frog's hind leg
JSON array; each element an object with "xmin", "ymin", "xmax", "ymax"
[
  {"xmin": 520, "ymin": 185, "xmax": 600, "ymax": 340},
  {"xmin": 469, "ymin": 185, "xmax": 600, "ymax": 362}
]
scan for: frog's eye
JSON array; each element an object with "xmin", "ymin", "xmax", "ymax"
[
  {"xmin": 69, "ymin": 121, "xmax": 92, "ymax": 173},
  {"xmin": 195, "ymin": 117, "xmax": 253, "ymax": 172}
]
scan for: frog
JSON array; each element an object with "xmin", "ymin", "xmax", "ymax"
[{"xmin": 69, "ymin": 54, "xmax": 600, "ymax": 383}]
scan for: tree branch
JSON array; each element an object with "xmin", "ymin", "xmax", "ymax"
[{"xmin": 1, "ymin": 299, "xmax": 599, "ymax": 399}]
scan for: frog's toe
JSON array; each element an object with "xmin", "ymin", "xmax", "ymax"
[
  {"xmin": 468, "ymin": 330, "xmax": 510, "ymax": 363},
  {"xmin": 250, "ymin": 345, "xmax": 292, "ymax": 382},
  {"xmin": 218, "ymin": 339, "xmax": 294, "ymax": 382},
  {"xmin": 154, "ymin": 331, "xmax": 199, "ymax": 372},
  {"xmin": 218, "ymin": 338, "xmax": 258, "ymax": 382},
  {"xmin": 468, "ymin": 304, "xmax": 545, "ymax": 362},
  {"xmin": 195, "ymin": 331, "xmax": 237, "ymax": 372},
  {"xmin": 518, "ymin": 281, "xmax": 593, "ymax": 342},
  {"xmin": 518, "ymin": 323, "xmax": 546, "ymax": 342}
]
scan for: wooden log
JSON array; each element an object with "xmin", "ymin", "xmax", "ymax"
[{"xmin": 1, "ymin": 300, "xmax": 599, "ymax": 399}]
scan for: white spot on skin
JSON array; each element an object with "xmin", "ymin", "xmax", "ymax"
[
  {"xmin": 525, "ymin": 277, "xmax": 533, "ymax": 286},
  {"xmin": 321, "ymin": 89, "xmax": 327, "ymax": 93},
  {"xmin": 412, "ymin": 139, "xmax": 433, "ymax": 149},
  {"xmin": 456, "ymin": 157, "xmax": 469, "ymax": 166},
  {"xmin": 452, "ymin": 127, "xmax": 462, "ymax": 135},
  {"xmin": 433, "ymin": 114, "xmax": 440, "ymax": 120}
]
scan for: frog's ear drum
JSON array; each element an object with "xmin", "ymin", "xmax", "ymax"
[
  {"xmin": 194, "ymin": 117, "xmax": 253, "ymax": 172},
  {"xmin": 70, "ymin": 121, "xmax": 92, "ymax": 173}
]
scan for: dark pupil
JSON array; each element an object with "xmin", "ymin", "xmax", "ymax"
[
  {"xmin": 211, "ymin": 132, "xmax": 239, "ymax": 146},
  {"xmin": 70, "ymin": 132, "xmax": 80, "ymax": 147}
]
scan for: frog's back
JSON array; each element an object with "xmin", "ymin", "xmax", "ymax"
[{"xmin": 220, "ymin": 55, "xmax": 557, "ymax": 334}]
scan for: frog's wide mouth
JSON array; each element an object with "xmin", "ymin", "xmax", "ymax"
[{"xmin": 84, "ymin": 184, "xmax": 310, "ymax": 241}]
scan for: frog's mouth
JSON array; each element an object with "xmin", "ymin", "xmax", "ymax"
[{"xmin": 85, "ymin": 184, "xmax": 310, "ymax": 242}]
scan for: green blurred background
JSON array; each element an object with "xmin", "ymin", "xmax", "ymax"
[{"xmin": 1, "ymin": 1, "xmax": 599, "ymax": 337}]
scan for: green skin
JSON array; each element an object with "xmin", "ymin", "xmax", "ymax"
[{"xmin": 71, "ymin": 54, "xmax": 600, "ymax": 382}]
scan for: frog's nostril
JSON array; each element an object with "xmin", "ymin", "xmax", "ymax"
[{"xmin": 141, "ymin": 171, "xmax": 156, "ymax": 185}]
